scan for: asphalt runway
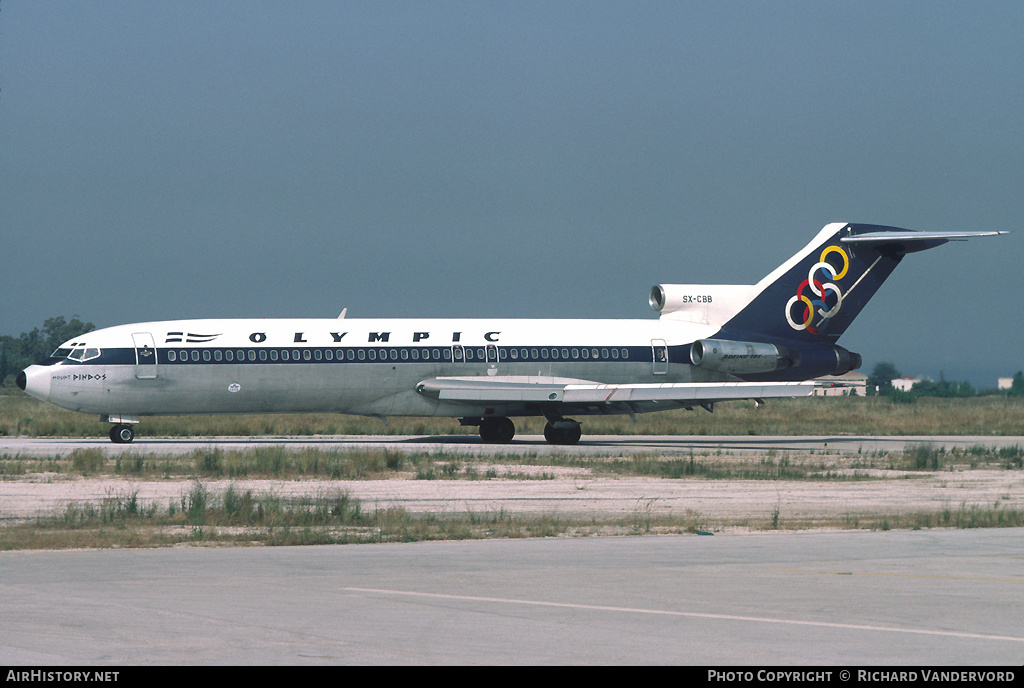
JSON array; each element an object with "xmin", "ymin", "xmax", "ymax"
[
  {"xmin": 2, "ymin": 529, "xmax": 1022, "ymax": 665},
  {"xmin": 3, "ymin": 433, "xmax": 1024, "ymax": 457}
]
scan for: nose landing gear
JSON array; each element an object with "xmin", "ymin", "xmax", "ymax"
[{"xmin": 109, "ymin": 424, "xmax": 135, "ymax": 444}]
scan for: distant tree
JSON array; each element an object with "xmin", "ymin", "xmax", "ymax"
[
  {"xmin": 911, "ymin": 376, "xmax": 976, "ymax": 398},
  {"xmin": 1009, "ymin": 371, "xmax": 1024, "ymax": 398},
  {"xmin": 868, "ymin": 362, "xmax": 901, "ymax": 396},
  {"xmin": 0, "ymin": 316, "xmax": 95, "ymax": 386}
]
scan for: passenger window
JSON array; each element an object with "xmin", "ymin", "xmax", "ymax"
[
  {"xmin": 259, "ymin": 350, "xmax": 267, "ymax": 361},
  {"xmin": 214, "ymin": 350, "xmax": 223, "ymax": 362},
  {"xmin": 203, "ymin": 350, "xmax": 211, "ymax": 361},
  {"xmin": 168, "ymin": 350, "xmax": 176, "ymax": 362},
  {"xmin": 314, "ymin": 349, "xmax": 322, "ymax": 361},
  {"xmin": 247, "ymin": 350, "xmax": 256, "ymax": 361}
]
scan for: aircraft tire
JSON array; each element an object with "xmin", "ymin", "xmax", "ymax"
[
  {"xmin": 480, "ymin": 417, "xmax": 515, "ymax": 443},
  {"xmin": 109, "ymin": 424, "xmax": 135, "ymax": 444},
  {"xmin": 543, "ymin": 422, "xmax": 581, "ymax": 445}
]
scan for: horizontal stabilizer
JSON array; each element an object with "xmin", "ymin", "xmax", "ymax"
[
  {"xmin": 841, "ymin": 230, "xmax": 1007, "ymax": 243},
  {"xmin": 416, "ymin": 376, "xmax": 814, "ymax": 405}
]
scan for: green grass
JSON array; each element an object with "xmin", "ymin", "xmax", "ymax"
[
  {"xmin": 2, "ymin": 441, "xmax": 1021, "ymax": 481},
  {"xmin": 0, "ymin": 483, "xmax": 715, "ymax": 550},
  {"xmin": 4, "ymin": 481, "xmax": 1022, "ymax": 551}
]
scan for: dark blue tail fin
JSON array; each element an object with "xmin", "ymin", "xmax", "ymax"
[{"xmin": 720, "ymin": 223, "xmax": 1005, "ymax": 345}]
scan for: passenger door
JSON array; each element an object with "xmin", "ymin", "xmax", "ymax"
[{"xmin": 132, "ymin": 332, "xmax": 158, "ymax": 379}]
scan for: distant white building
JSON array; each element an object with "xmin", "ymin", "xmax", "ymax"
[
  {"xmin": 814, "ymin": 371, "xmax": 869, "ymax": 396},
  {"xmin": 891, "ymin": 377, "xmax": 920, "ymax": 392},
  {"xmin": 999, "ymin": 378, "xmax": 1013, "ymax": 391}
]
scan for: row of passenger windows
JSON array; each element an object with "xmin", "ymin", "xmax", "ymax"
[{"xmin": 163, "ymin": 347, "xmax": 633, "ymax": 363}]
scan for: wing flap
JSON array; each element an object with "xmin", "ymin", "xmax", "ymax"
[{"xmin": 416, "ymin": 376, "xmax": 814, "ymax": 405}]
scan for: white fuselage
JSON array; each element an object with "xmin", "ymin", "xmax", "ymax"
[{"xmin": 23, "ymin": 316, "xmax": 727, "ymax": 420}]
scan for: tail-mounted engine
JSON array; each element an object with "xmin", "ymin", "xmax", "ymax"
[
  {"xmin": 690, "ymin": 338, "xmax": 862, "ymax": 376},
  {"xmin": 690, "ymin": 339, "xmax": 794, "ymax": 374}
]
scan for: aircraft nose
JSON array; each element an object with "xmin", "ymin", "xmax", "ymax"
[{"xmin": 19, "ymin": 366, "xmax": 51, "ymax": 402}]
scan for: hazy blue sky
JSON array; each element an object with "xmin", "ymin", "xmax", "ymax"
[{"xmin": 1, "ymin": 2, "xmax": 1021, "ymax": 386}]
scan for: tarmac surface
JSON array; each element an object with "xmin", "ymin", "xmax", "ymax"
[
  {"xmin": 4, "ymin": 433, "xmax": 1024, "ymax": 457},
  {"xmin": 3, "ymin": 435, "xmax": 1023, "ymax": 665},
  {"xmin": 2, "ymin": 529, "xmax": 1022, "ymax": 665}
]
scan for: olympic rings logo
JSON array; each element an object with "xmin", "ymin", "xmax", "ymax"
[{"xmin": 785, "ymin": 246, "xmax": 849, "ymax": 334}]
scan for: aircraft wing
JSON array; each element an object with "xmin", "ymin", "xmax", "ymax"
[{"xmin": 415, "ymin": 376, "xmax": 814, "ymax": 406}]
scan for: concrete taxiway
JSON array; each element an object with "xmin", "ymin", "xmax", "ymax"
[
  {"xmin": 1, "ymin": 529, "xmax": 1022, "ymax": 665},
  {"xmin": 3, "ymin": 433, "xmax": 1023, "ymax": 457}
]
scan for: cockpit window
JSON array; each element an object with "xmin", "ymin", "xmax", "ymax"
[
  {"xmin": 67, "ymin": 347, "xmax": 101, "ymax": 362},
  {"xmin": 50, "ymin": 348, "xmax": 72, "ymax": 359}
]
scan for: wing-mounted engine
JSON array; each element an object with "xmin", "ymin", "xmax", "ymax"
[{"xmin": 649, "ymin": 284, "xmax": 758, "ymax": 326}]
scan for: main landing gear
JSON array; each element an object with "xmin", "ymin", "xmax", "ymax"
[
  {"xmin": 109, "ymin": 424, "xmax": 135, "ymax": 444},
  {"xmin": 543, "ymin": 419, "xmax": 582, "ymax": 445},
  {"xmin": 465, "ymin": 416, "xmax": 583, "ymax": 445},
  {"xmin": 479, "ymin": 416, "xmax": 516, "ymax": 443}
]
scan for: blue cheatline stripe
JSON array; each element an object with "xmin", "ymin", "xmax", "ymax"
[{"xmin": 60, "ymin": 344, "xmax": 693, "ymax": 367}]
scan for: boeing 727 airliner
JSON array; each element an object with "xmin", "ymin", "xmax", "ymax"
[{"xmin": 17, "ymin": 223, "xmax": 1005, "ymax": 444}]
